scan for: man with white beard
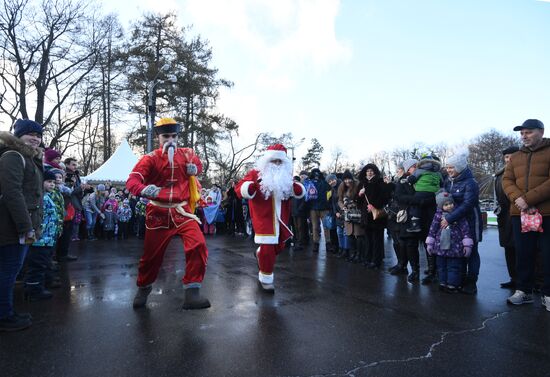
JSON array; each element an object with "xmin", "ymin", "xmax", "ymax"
[{"xmin": 236, "ymin": 144, "xmax": 305, "ymax": 292}]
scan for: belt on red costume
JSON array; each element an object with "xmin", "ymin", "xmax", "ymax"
[{"xmin": 149, "ymin": 200, "xmax": 202, "ymax": 224}]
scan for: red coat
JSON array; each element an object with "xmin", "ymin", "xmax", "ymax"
[
  {"xmin": 236, "ymin": 169, "xmax": 305, "ymax": 244},
  {"xmin": 126, "ymin": 147, "xmax": 202, "ymax": 229}
]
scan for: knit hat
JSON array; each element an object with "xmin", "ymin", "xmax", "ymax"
[
  {"xmin": 435, "ymin": 190, "xmax": 454, "ymax": 209},
  {"xmin": 402, "ymin": 159, "xmax": 418, "ymax": 173},
  {"xmin": 342, "ymin": 170, "xmax": 354, "ymax": 180},
  {"xmin": 502, "ymin": 146, "xmax": 519, "ymax": 155},
  {"xmin": 446, "ymin": 152, "xmax": 469, "ymax": 173},
  {"xmin": 326, "ymin": 173, "xmax": 337, "ymax": 183},
  {"xmin": 48, "ymin": 168, "xmax": 65, "ymax": 178},
  {"xmin": 44, "ymin": 148, "xmax": 61, "ymax": 162},
  {"xmin": 97, "ymin": 183, "xmax": 106, "ymax": 191},
  {"xmin": 293, "ymin": 176, "xmax": 301, "ymax": 182},
  {"xmin": 43, "ymin": 170, "xmax": 57, "ymax": 182},
  {"xmin": 13, "ymin": 119, "xmax": 43, "ymax": 138}
]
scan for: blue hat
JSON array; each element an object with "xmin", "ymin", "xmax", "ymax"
[
  {"xmin": 513, "ymin": 119, "xmax": 544, "ymax": 131},
  {"xmin": 13, "ymin": 119, "xmax": 43, "ymax": 138},
  {"xmin": 43, "ymin": 170, "xmax": 57, "ymax": 182}
]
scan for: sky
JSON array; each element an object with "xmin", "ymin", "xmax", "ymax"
[{"xmin": 13, "ymin": 0, "xmax": 550, "ymax": 168}]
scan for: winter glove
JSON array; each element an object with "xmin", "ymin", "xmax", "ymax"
[
  {"xmin": 141, "ymin": 184, "xmax": 161, "ymax": 199},
  {"xmin": 186, "ymin": 163, "xmax": 198, "ymax": 176}
]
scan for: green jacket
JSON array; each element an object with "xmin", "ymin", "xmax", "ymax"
[
  {"xmin": 0, "ymin": 131, "xmax": 44, "ymax": 246},
  {"xmin": 414, "ymin": 171, "xmax": 442, "ymax": 193}
]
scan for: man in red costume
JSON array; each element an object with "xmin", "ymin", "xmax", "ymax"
[
  {"xmin": 236, "ymin": 144, "xmax": 305, "ymax": 292},
  {"xmin": 126, "ymin": 118, "xmax": 210, "ymax": 310}
]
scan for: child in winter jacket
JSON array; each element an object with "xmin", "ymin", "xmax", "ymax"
[
  {"xmin": 116, "ymin": 199, "xmax": 132, "ymax": 239},
  {"xmin": 407, "ymin": 154, "xmax": 443, "ymax": 232},
  {"xmin": 134, "ymin": 198, "xmax": 148, "ymax": 239},
  {"xmin": 24, "ymin": 170, "xmax": 59, "ymax": 301},
  {"xmin": 101, "ymin": 203, "xmax": 118, "ymax": 240},
  {"xmin": 425, "ymin": 190, "xmax": 473, "ymax": 293}
]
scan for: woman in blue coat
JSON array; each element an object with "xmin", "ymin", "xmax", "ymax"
[{"xmin": 443, "ymin": 152, "xmax": 483, "ymax": 294}]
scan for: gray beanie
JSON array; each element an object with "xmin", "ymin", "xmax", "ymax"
[
  {"xmin": 97, "ymin": 183, "xmax": 106, "ymax": 191},
  {"xmin": 447, "ymin": 152, "xmax": 469, "ymax": 173},
  {"xmin": 326, "ymin": 173, "xmax": 337, "ymax": 183},
  {"xmin": 402, "ymin": 159, "xmax": 418, "ymax": 173},
  {"xmin": 436, "ymin": 190, "xmax": 454, "ymax": 209}
]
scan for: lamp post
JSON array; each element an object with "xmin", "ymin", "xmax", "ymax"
[{"xmin": 146, "ymin": 64, "xmax": 177, "ymax": 153}]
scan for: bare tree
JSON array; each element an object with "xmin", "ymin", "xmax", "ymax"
[{"xmin": 0, "ymin": 0, "xmax": 102, "ymax": 131}]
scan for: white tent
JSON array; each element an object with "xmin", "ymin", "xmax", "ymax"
[{"xmin": 82, "ymin": 139, "xmax": 139, "ymax": 183}]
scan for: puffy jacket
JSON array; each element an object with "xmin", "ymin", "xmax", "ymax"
[
  {"xmin": 502, "ymin": 138, "xmax": 550, "ymax": 216},
  {"xmin": 443, "ymin": 167, "xmax": 483, "ymax": 242},
  {"xmin": 0, "ymin": 132, "xmax": 44, "ymax": 246}
]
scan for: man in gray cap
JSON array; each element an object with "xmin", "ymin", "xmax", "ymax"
[{"xmin": 503, "ymin": 119, "xmax": 550, "ymax": 311}]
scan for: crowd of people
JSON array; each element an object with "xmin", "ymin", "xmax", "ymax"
[{"xmin": 0, "ymin": 117, "xmax": 548, "ymax": 332}]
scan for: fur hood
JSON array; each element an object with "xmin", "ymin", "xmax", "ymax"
[{"xmin": 0, "ymin": 131, "xmax": 43, "ymax": 160}]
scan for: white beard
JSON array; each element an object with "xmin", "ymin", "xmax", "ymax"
[
  {"xmin": 162, "ymin": 140, "xmax": 177, "ymax": 167},
  {"xmin": 257, "ymin": 158, "xmax": 293, "ymax": 200}
]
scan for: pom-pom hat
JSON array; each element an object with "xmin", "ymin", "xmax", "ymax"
[{"xmin": 436, "ymin": 190, "xmax": 454, "ymax": 209}]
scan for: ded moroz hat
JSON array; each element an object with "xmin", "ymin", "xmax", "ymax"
[{"xmin": 154, "ymin": 117, "xmax": 180, "ymax": 135}]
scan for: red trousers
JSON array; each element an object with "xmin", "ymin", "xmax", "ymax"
[
  {"xmin": 137, "ymin": 220, "xmax": 208, "ymax": 287},
  {"xmin": 258, "ymin": 240, "xmax": 286, "ymax": 274}
]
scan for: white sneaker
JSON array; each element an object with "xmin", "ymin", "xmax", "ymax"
[
  {"xmin": 507, "ymin": 290, "xmax": 534, "ymax": 305},
  {"xmin": 542, "ymin": 296, "xmax": 550, "ymax": 312}
]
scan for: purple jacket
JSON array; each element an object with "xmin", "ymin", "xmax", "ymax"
[{"xmin": 426, "ymin": 208, "xmax": 472, "ymax": 257}]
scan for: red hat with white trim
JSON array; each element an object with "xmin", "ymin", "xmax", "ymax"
[{"xmin": 264, "ymin": 144, "xmax": 288, "ymax": 161}]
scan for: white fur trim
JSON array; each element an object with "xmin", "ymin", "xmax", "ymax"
[
  {"xmin": 240, "ymin": 181, "xmax": 256, "ymax": 199},
  {"xmin": 258, "ymin": 271, "xmax": 274, "ymax": 284},
  {"xmin": 293, "ymin": 182, "xmax": 305, "ymax": 199},
  {"xmin": 263, "ymin": 150, "xmax": 287, "ymax": 161}
]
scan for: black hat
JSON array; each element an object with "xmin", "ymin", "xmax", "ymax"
[
  {"xmin": 501, "ymin": 146, "xmax": 519, "ymax": 155},
  {"xmin": 13, "ymin": 119, "xmax": 43, "ymax": 138},
  {"xmin": 43, "ymin": 170, "xmax": 57, "ymax": 181},
  {"xmin": 342, "ymin": 170, "xmax": 354, "ymax": 180},
  {"xmin": 293, "ymin": 176, "xmax": 301, "ymax": 182},
  {"xmin": 513, "ymin": 119, "xmax": 544, "ymax": 131}
]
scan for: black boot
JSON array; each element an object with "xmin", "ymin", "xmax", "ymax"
[
  {"xmin": 406, "ymin": 218, "xmax": 421, "ymax": 233},
  {"xmin": 339, "ymin": 249, "xmax": 349, "ymax": 259},
  {"xmin": 24, "ymin": 283, "xmax": 53, "ymax": 302},
  {"xmin": 182, "ymin": 287, "xmax": 211, "ymax": 310},
  {"xmin": 460, "ymin": 276, "xmax": 478, "ymax": 295},
  {"xmin": 312, "ymin": 243, "xmax": 320, "ymax": 253},
  {"xmin": 421, "ymin": 255, "xmax": 437, "ymax": 285},
  {"xmin": 0, "ymin": 315, "xmax": 32, "ymax": 332},
  {"xmin": 407, "ymin": 269, "xmax": 420, "ymax": 283},
  {"xmin": 347, "ymin": 250, "xmax": 357, "ymax": 262},
  {"xmin": 132, "ymin": 285, "xmax": 152, "ymax": 308}
]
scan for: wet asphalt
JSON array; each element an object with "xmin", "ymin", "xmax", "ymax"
[{"xmin": 1, "ymin": 228, "xmax": 549, "ymax": 377}]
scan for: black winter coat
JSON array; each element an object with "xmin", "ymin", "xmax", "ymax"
[
  {"xmin": 356, "ymin": 177, "xmax": 391, "ymax": 230},
  {"xmin": 393, "ymin": 175, "xmax": 436, "ymax": 240}
]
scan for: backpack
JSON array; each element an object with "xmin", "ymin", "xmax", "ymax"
[{"xmin": 304, "ymin": 180, "xmax": 318, "ymax": 201}]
